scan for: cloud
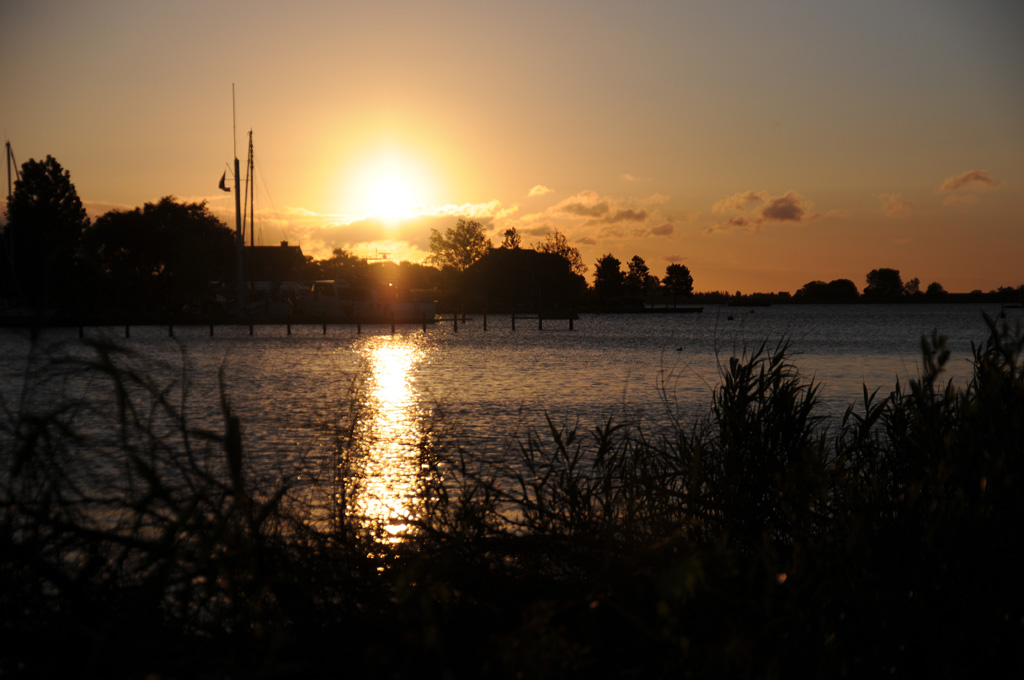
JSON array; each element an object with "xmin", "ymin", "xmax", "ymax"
[
  {"xmin": 650, "ymin": 222, "xmax": 674, "ymax": 236},
  {"xmin": 943, "ymin": 193, "xmax": 979, "ymax": 207},
  {"xmin": 555, "ymin": 190, "xmax": 611, "ymax": 218},
  {"xmin": 712, "ymin": 190, "xmax": 767, "ymax": 214},
  {"xmin": 425, "ymin": 199, "xmax": 512, "ymax": 219},
  {"xmin": 621, "ymin": 173, "xmax": 652, "ymax": 182},
  {"xmin": 939, "ymin": 169, "xmax": 1002, "ymax": 193},
  {"xmin": 880, "ymin": 193, "xmax": 914, "ymax": 217},
  {"xmin": 707, "ymin": 190, "xmax": 815, "ymax": 233},
  {"xmin": 528, "ymin": 184, "xmax": 553, "ymax": 197},
  {"xmin": 606, "ymin": 208, "xmax": 648, "ymax": 223},
  {"xmin": 761, "ymin": 192, "xmax": 805, "ymax": 222},
  {"xmin": 639, "ymin": 193, "xmax": 671, "ymax": 206}
]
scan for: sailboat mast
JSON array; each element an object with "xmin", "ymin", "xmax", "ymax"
[
  {"xmin": 248, "ymin": 130, "xmax": 254, "ymax": 249},
  {"xmin": 232, "ymin": 85, "xmax": 246, "ymax": 308}
]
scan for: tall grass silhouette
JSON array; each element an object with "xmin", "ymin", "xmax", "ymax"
[{"xmin": 2, "ymin": 315, "xmax": 1022, "ymax": 678}]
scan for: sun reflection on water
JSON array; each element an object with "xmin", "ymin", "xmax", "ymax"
[{"xmin": 344, "ymin": 335, "xmax": 429, "ymax": 545}]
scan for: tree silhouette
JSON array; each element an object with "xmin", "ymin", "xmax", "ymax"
[
  {"xmin": 84, "ymin": 197, "xmax": 234, "ymax": 315},
  {"xmin": 625, "ymin": 255, "xmax": 653, "ymax": 299},
  {"xmin": 427, "ymin": 218, "xmax": 491, "ymax": 272},
  {"xmin": 500, "ymin": 227, "xmax": 521, "ymax": 249},
  {"xmin": 2, "ymin": 155, "xmax": 89, "ymax": 309},
  {"xmin": 593, "ymin": 253, "xmax": 624, "ymax": 305},
  {"xmin": 795, "ymin": 278, "xmax": 858, "ymax": 302},
  {"xmin": 536, "ymin": 228, "xmax": 587, "ymax": 276},
  {"xmin": 864, "ymin": 268, "xmax": 904, "ymax": 299},
  {"xmin": 664, "ymin": 263, "xmax": 694, "ymax": 304}
]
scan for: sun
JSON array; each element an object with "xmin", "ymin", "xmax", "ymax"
[
  {"xmin": 345, "ymin": 150, "xmax": 434, "ymax": 222},
  {"xmin": 368, "ymin": 175, "xmax": 415, "ymax": 219}
]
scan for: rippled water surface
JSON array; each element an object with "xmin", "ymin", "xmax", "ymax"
[{"xmin": 2, "ymin": 303, "xmax": 1015, "ymax": 537}]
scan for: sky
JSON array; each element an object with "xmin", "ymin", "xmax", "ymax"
[{"xmin": 2, "ymin": 0, "xmax": 1022, "ymax": 294}]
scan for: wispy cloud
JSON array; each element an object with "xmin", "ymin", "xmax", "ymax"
[
  {"xmin": 621, "ymin": 173, "xmax": 652, "ymax": 182},
  {"xmin": 940, "ymin": 169, "xmax": 1002, "ymax": 193},
  {"xmin": 707, "ymin": 190, "xmax": 816, "ymax": 233},
  {"xmin": 880, "ymin": 193, "xmax": 914, "ymax": 217},
  {"xmin": 528, "ymin": 184, "xmax": 553, "ymax": 197}
]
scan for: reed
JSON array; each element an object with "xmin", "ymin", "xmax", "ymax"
[{"xmin": 2, "ymin": 316, "xmax": 1022, "ymax": 677}]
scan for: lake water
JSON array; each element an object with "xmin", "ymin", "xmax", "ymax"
[{"xmin": 1, "ymin": 302, "xmax": 1015, "ymax": 538}]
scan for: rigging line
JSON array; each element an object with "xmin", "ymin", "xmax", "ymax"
[{"xmin": 251, "ymin": 148, "xmax": 291, "ymax": 245}]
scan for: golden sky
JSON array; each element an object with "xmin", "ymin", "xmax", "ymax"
[{"xmin": 3, "ymin": 0, "xmax": 1022, "ymax": 293}]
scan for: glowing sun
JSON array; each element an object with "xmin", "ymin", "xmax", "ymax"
[{"xmin": 349, "ymin": 152, "xmax": 432, "ymax": 221}]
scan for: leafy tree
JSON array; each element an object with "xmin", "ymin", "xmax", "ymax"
[
  {"xmin": 500, "ymin": 227, "xmax": 521, "ymax": 249},
  {"xmin": 904, "ymin": 277, "xmax": 921, "ymax": 296},
  {"xmin": 925, "ymin": 281, "xmax": 949, "ymax": 298},
  {"xmin": 625, "ymin": 255, "xmax": 648, "ymax": 293},
  {"xmin": 625, "ymin": 255, "xmax": 658, "ymax": 299},
  {"xmin": 316, "ymin": 248, "xmax": 368, "ymax": 286},
  {"xmin": 2, "ymin": 155, "xmax": 90, "ymax": 309},
  {"xmin": 794, "ymin": 278, "xmax": 859, "ymax": 303},
  {"xmin": 83, "ymin": 197, "xmax": 235, "ymax": 315},
  {"xmin": 427, "ymin": 218, "xmax": 491, "ymax": 272},
  {"xmin": 593, "ymin": 253, "xmax": 624, "ymax": 304},
  {"xmin": 864, "ymin": 268, "xmax": 904, "ymax": 299},
  {"xmin": 536, "ymin": 228, "xmax": 587, "ymax": 276},
  {"xmin": 664, "ymin": 263, "xmax": 694, "ymax": 304}
]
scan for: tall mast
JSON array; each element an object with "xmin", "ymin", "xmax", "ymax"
[
  {"xmin": 232, "ymin": 85, "xmax": 246, "ymax": 309},
  {"xmin": 248, "ymin": 130, "xmax": 255, "ymax": 249}
]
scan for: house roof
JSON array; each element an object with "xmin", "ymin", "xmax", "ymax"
[{"xmin": 244, "ymin": 242, "xmax": 305, "ymax": 284}]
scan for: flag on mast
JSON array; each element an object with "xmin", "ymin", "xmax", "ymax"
[{"xmin": 218, "ymin": 171, "xmax": 231, "ymax": 192}]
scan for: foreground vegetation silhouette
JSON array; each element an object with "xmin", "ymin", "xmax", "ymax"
[{"xmin": 2, "ymin": 316, "xmax": 1022, "ymax": 678}]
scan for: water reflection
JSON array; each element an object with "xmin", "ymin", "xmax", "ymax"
[{"xmin": 343, "ymin": 335, "xmax": 429, "ymax": 545}]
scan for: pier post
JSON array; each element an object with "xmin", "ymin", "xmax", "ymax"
[
  {"xmin": 209, "ymin": 324, "xmax": 214, "ymax": 337},
  {"xmin": 512, "ymin": 313, "xmax": 516, "ymax": 331},
  {"xmin": 323, "ymin": 322, "xmax": 327, "ymax": 335},
  {"xmin": 539, "ymin": 316, "xmax": 543, "ymax": 331},
  {"xmin": 453, "ymin": 314, "xmax": 458, "ymax": 332},
  {"xmin": 421, "ymin": 311, "xmax": 427, "ymax": 333},
  {"xmin": 249, "ymin": 324, "xmax": 254, "ymax": 336},
  {"xmin": 79, "ymin": 326, "xmax": 84, "ymax": 339},
  {"xmin": 569, "ymin": 316, "xmax": 574, "ymax": 331},
  {"xmin": 125, "ymin": 325, "xmax": 130, "ymax": 338},
  {"xmin": 483, "ymin": 312, "xmax": 487, "ymax": 331},
  {"xmin": 169, "ymin": 325, "xmax": 174, "ymax": 338},
  {"xmin": 287, "ymin": 323, "xmax": 292, "ymax": 335},
  {"xmin": 391, "ymin": 312, "xmax": 395, "ymax": 335}
]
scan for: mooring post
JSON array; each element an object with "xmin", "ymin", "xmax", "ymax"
[
  {"xmin": 287, "ymin": 323, "xmax": 292, "ymax": 335},
  {"xmin": 539, "ymin": 316, "xmax": 543, "ymax": 331},
  {"xmin": 483, "ymin": 312, "xmax": 487, "ymax": 332},
  {"xmin": 322, "ymin": 322, "xmax": 327, "ymax": 335},
  {"xmin": 249, "ymin": 324, "xmax": 254, "ymax": 336},
  {"xmin": 209, "ymin": 324, "xmax": 214, "ymax": 337},
  {"xmin": 453, "ymin": 314, "xmax": 458, "ymax": 332},
  {"xmin": 421, "ymin": 311, "xmax": 427, "ymax": 333},
  {"xmin": 569, "ymin": 316, "xmax": 574, "ymax": 331},
  {"xmin": 169, "ymin": 324, "xmax": 174, "ymax": 338},
  {"xmin": 357, "ymin": 320, "xmax": 362, "ymax": 334},
  {"xmin": 79, "ymin": 326, "xmax": 84, "ymax": 339},
  {"xmin": 125, "ymin": 325, "xmax": 130, "ymax": 338},
  {"xmin": 391, "ymin": 311, "xmax": 395, "ymax": 335}
]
